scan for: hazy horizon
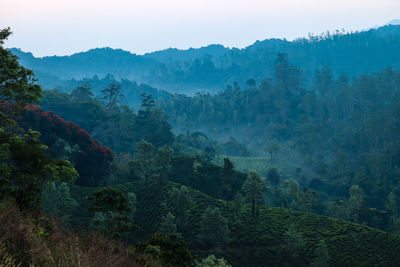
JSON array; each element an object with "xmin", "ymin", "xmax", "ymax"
[{"xmin": 2, "ymin": 0, "xmax": 400, "ymax": 57}]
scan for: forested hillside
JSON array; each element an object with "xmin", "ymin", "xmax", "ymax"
[
  {"xmin": 11, "ymin": 24, "xmax": 400, "ymax": 94},
  {"xmin": 3, "ymin": 19, "xmax": 400, "ymax": 267}
]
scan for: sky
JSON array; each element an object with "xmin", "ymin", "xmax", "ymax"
[{"xmin": 1, "ymin": 0, "xmax": 400, "ymax": 57}]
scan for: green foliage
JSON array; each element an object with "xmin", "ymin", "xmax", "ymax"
[
  {"xmin": 222, "ymin": 158, "xmax": 235, "ymax": 200},
  {"xmin": 88, "ymin": 187, "xmax": 137, "ymax": 238},
  {"xmin": 283, "ymin": 223, "xmax": 305, "ymax": 258},
  {"xmin": 192, "ymin": 160, "xmax": 203, "ymax": 189},
  {"xmin": 170, "ymin": 156, "xmax": 247, "ymax": 200},
  {"xmin": 136, "ymin": 233, "xmax": 194, "ymax": 267},
  {"xmin": 169, "ymin": 185, "xmax": 192, "ymax": 229},
  {"xmin": 155, "ymin": 145, "xmax": 173, "ymax": 184},
  {"xmin": 202, "ymin": 146, "xmax": 216, "ymax": 162},
  {"xmin": 242, "ymin": 172, "xmax": 268, "ymax": 218},
  {"xmin": 159, "ymin": 212, "xmax": 180, "ymax": 237},
  {"xmin": 196, "ymin": 254, "xmax": 231, "ymax": 267},
  {"xmin": 69, "ymin": 180, "xmax": 400, "ymax": 266},
  {"xmin": 134, "ymin": 140, "xmax": 155, "ymax": 183},
  {"xmin": 0, "ymin": 28, "xmax": 42, "ymax": 109},
  {"xmin": 42, "ymin": 182, "xmax": 78, "ymax": 227},
  {"xmin": 310, "ymin": 240, "xmax": 330, "ymax": 267},
  {"xmin": 197, "ymin": 207, "xmax": 230, "ymax": 248},
  {"xmin": 348, "ymin": 185, "xmax": 364, "ymax": 223},
  {"xmin": 70, "ymin": 81, "xmax": 94, "ymax": 101},
  {"xmin": 221, "ymin": 137, "xmax": 249, "ymax": 157},
  {"xmin": 135, "ymin": 93, "xmax": 174, "ymax": 147},
  {"xmin": 0, "ymin": 127, "xmax": 78, "ymax": 210}
]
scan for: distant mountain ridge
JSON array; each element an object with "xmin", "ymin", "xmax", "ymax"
[{"xmin": 11, "ymin": 24, "xmax": 400, "ymax": 94}]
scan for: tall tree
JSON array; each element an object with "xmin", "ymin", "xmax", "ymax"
[
  {"xmin": 155, "ymin": 145, "xmax": 173, "ymax": 184},
  {"xmin": 71, "ymin": 82, "xmax": 94, "ymax": 101},
  {"xmin": 88, "ymin": 187, "xmax": 137, "ymax": 238},
  {"xmin": 159, "ymin": 212, "xmax": 180, "ymax": 237},
  {"xmin": 135, "ymin": 140, "xmax": 155, "ymax": 184},
  {"xmin": 242, "ymin": 172, "xmax": 268, "ymax": 218},
  {"xmin": 101, "ymin": 81, "xmax": 122, "ymax": 108},
  {"xmin": 192, "ymin": 160, "xmax": 203, "ymax": 190},
  {"xmin": 197, "ymin": 207, "xmax": 230, "ymax": 248},
  {"xmin": 348, "ymin": 185, "xmax": 364, "ymax": 223},
  {"xmin": 169, "ymin": 186, "xmax": 191, "ymax": 229},
  {"xmin": 222, "ymin": 157, "xmax": 235, "ymax": 200}
]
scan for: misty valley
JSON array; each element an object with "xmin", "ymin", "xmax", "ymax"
[{"xmin": 2, "ymin": 22, "xmax": 400, "ymax": 267}]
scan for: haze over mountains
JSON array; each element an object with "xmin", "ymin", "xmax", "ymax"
[{"xmin": 11, "ymin": 23, "xmax": 400, "ymax": 95}]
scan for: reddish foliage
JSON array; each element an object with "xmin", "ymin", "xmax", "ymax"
[{"xmin": 13, "ymin": 104, "xmax": 114, "ymax": 186}]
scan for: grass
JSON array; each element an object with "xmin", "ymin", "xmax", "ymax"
[{"xmin": 0, "ymin": 200, "xmax": 144, "ymax": 267}]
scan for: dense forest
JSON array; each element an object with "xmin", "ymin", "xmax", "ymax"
[{"xmin": 2, "ymin": 21, "xmax": 400, "ymax": 267}]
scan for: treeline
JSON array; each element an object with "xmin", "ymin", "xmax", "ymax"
[
  {"xmin": 12, "ymin": 25, "xmax": 400, "ymax": 93},
  {"xmin": 40, "ymin": 85, "xmax": 174, "ymax": 155}
]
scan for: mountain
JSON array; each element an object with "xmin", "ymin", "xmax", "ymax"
[
  {"xmin": 11, "ymin": 24, "xmax": 400, "ymax": 94},
  {"xmin": 387, "ymin": 19, "xmax": 400, "ymax": 25}
]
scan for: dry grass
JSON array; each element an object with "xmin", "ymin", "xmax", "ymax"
[{"xmin": 0, "ymin": 201, "xmax": 145, "ymax": 267}]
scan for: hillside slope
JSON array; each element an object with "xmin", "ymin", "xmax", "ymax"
[{"xmin": 70, "ymin": 181, "xmax": 400, "ymax": 267}]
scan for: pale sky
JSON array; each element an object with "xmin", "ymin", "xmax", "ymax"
[{"xmin": 1, "ymin": 0, "xmax": 399, "ymax": 57}]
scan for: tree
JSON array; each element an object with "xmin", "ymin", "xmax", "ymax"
[
  {"xmin": 203, "ymin": 146, "xmax": 216, "ymax": 162},
  {"xmin": 283, "ymin": 178, "xmax": 301, "ymax": 210},
  {"xmin": 136, "ymin": 233, "xmax": 194, "ymax": 267},
  {"xmin": 0, "ymin": 28, "xmax": 42, "ymax": 109},
  {"xmin": 0, "ymin": 127, "xmax": 78, "ymax": 210},
  {"xmin": 313, "ymin": 65, "xmax": 333, "ymax": 97},
  {"xmin": 264, "ymin": 139, "xmax": 279, "ymax": 162},
  {"xmin": 300, "ymin": 188, "xmax": 317, "ymax": 213},
  {"xmin": 135, "ymin": 140, "xmax": 155, "ymax": 184},
  {"xmin": 42, "ymin": 182, "xmax": 78, "ymax": 227},
  {"xmin": 101, "ymin": 81, "xmax": 122, "ymax": 108},
  {"xmin": 242, "ymin": 172, "xmax": 268, "ymax": 218},
  {"xmin": 159, "ymin": 212, "xmax": 180, "ymax": 237},
  {"xmin": 71, "ymin": 82, "xmax": 94, "ymax": 101},
  {"xmin": 88, "ymin": 187, "xmax": 137, "ymax": 238},
  {"xmin": 169, "ymin": 186, "xmax": 192, "ymax": 229},
  {"xmin": 222, "ymin": 157, "xmax": 235, "ymax": 200},
  {"xmin": 283, "ymin": 224, "xmax": 305, "ymax": 258},
  {"xmin": 155, "ymin": 145, "xmax": 173, "ymax": 184},
  {"xmin": 196, "ymin": 255, "xmax": 231, "ymax": 267},
  {"xmin": 385, "ymin": 192, "xmax": 397, "ymax": 232},
  {"xmin": 246, "ymin": 78, "xmax": 256, "ymax": 88},
  {"xmin": 0, "ymin": 28, "xmax": 78, "ymax": 210},
  {"xmin": 141, "ymin": 93, "xmax": 155, "ymax": 111},
  {"xmin": 348, "ymin": 185, "xmax": 364, "ymax": 223},
  {"xmin": 267, "ymin": 168, "xmax": 281, "ymax": 206},
  {"xmin": 192, "ymin": 160, "xmax": 203, "ymax": 189},
  {"xmin": 135, "ymin": 94, "xmax": 174, "ymax": 147},
  {"xmin": 232, "ymin": 193, "xmax": 244, "ymax": 219},
  {"xmin": 197, "ymin": 207, "xmax": 230, "ymax": 248},
  {"xmin": 267, "ymin": 168, "xmax": 280, "ymax": 188},
  {"xmin": 310, "ymin": 240, "xmax": 330, "ymax": 267}
]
